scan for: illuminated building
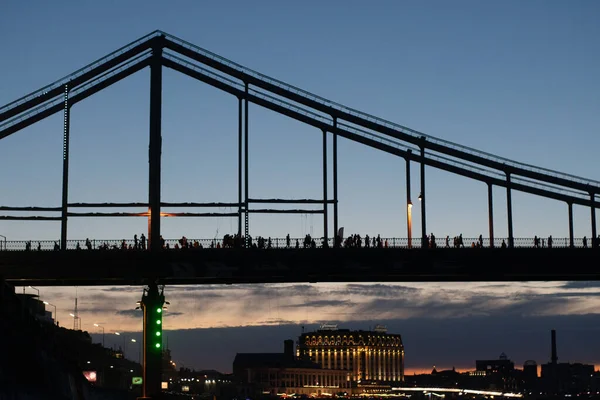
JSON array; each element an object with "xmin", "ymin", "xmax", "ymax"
[{"xmin": 296, "ymin": 325, "xmax": 404, "ymax": 383}]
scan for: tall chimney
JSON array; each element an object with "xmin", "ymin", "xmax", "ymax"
[{"xmin": 551, "ymin": 329, "xmax": 558, "ymax": 364}]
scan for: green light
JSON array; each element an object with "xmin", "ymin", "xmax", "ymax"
[
  {"xmin": 156, "ymin": 308, "xmax": 162, "ymax": 313},
  {"xmin": 155, "ymin": 343, "xmax": 161, "ymax": 348},
  {"xmin": 155, "ymin": 331, "xmax": 161, "ymax": 337},
  {"xmin": 156, "ymin": 320, "xmax": 161, "ymax": 325}
]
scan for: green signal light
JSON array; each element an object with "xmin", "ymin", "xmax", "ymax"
[
  {"xmin": 155, "ymin": 331, "xmax": 161, "ymax": 337},
  {"xmin": 156, "ymin": 308, "xmax": 162, "ymax": 313},
  {"xmin": 156, "ymin": 320, "xmax": 161, "ymax": 325},
  {"xmin": 155, "ymin": 343, "xmax": 161, "ymax": 348}
]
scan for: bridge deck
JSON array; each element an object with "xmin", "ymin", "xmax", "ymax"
[{"xmin": 0, "ymin": 248, "xmax": 597, "ymax": 286}]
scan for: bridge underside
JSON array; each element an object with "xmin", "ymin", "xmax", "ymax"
[{"xmin": 1, "ymin": 249, "xmax": 597, "ymax": 286}]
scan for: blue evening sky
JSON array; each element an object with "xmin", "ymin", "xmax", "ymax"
[{"xmin": 1, "ymin": 1, "xmax": 598, "ymax": 242}]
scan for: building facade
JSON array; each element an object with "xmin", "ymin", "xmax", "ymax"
[{"xmin": 297, "ymin": 326, "xmax": 404, "ymax": 383}]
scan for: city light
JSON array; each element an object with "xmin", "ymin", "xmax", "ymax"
[
  {"xmin": 115, "ymin": 332, "xmax": 121, "ymax": 336},
  {"xmin": 131, "ymin": 338, "xmax": 136, "ymax": 343}
]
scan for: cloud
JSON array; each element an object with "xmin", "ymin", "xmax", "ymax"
[
  {"xmin": 561, "ymin": 281, "xmax": 600, "ymax": 289},
  {"xmin": 282, "ymin": 299, "xmax": 355, "ymax": 309},
  {"xmin": 116, "ymin": 309, "xmax": 143, "ymax": 317}
]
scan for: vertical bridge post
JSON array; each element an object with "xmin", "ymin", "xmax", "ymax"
[
  {"xmin": 406, "ymin": 151, "xmax": 412, "ymax": 248},
  {"xmin": 333, "ymin": 117, "xmax": 338, "ymax": 246},
  {"xmin": 60, "ymin": 84, "xmax": 70, "ymax": 250},
  {"xmin": 244, "ymin": 83, "xmax": 249, "ymax": 246},
  {"xmin": 568, "ymin": 202, "xmax": 574, "ymax": 248},
  {"xmin": 148, "ymin": 36, "xmax": 163, "ymax": 251},
  {"xmin": 506, "ymin": 172, "xmax": 514, "ymax": 248},
  {"xmin": 591, "ymin": 193, "xmax": 597, "ymax": 247},
  {"xmin": 419, "ymin": 138, "xmax": 427, "ymax": 248},
  {"xmin": 237, "ymin": 97, "xmax": 243, "ymax": 239},
  {"xmin": 488, "ymin": 182, "xmax": 494, "ymax": 248},
  {"xmin": 322, "ymin": 129, "xmax": 328, "ymax": 246}
]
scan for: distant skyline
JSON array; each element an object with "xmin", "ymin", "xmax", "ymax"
[
  {"xmin": 30, "ymin": 281, "xmax": 600, "ymax": 373},
  {"xmin": 2, "ymin": 0, "xmax": 599, "ymax": 377}
]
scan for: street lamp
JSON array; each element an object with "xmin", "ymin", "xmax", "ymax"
[
  {"xmin": 43, "ymin": 301, "xmax": 57, "ymax": 325},
  {"xmin": 94, "ymin": 323, "xmax": 105, "ymax": 347},
  {"xmin": 131, "ymin": 338, "xmax": 140, "ymax": 364},
  {"xmin": 29, "ymin": 286, "xmax": 39, "ymax": 298}
]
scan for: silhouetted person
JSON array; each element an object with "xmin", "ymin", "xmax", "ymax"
[
  {"xmin": 160, "ymin": 235, "xmax": 165, "ymax": 249},
  {"xmin": 548, "ymin": 235, "xmax": 553, "ymax": 249},
  {"xmin": 478, "ymin": 234, "xmax": 483, "ymax": 248},
  {"xmin": 37, "ymin": 242, "xmax": 41, "ymax": 251},
  {"xmin": 501, "ymin": 239, "xmax": 507, "ymax": 248},
  {"xmin": 445, "ymin": 235, "xmax": 450, "ymax": 248},
  {"xmin": 286, "ymin": 234, "xmax": 290, "ymax": 248},
  {"xmin": 134, "ymin": 234, "xmax": 138, "ymax": 250},
  {"xmin": 54, "ymin": 241, "xmax": 60, "ymax": 251},
  {"xmin": 76, "ymin": 242, "xmax": 81, "ymax": 250},
  {"xmin": 534, "ymin": 236, "xmax": 539, "ymax": 248},
  {"xmin": 140, "ymin": 233, "xmax": 146, "ymax": 250},
  {"xmin": 85, "ymin": 238, "xmax": 92, "ymax": 250},
  {"xmin": 430, "ymin": 233, "xmax": 436, "ymax": 248},
  {"xmin": 295, "ymin": 239, "xmax": 299, "ymax": 249},
  {"xmin": 583, "ymin": 236, "xmax": 587, "ymax": 248}
]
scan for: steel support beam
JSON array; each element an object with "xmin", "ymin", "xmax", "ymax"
[
  {"xmin": 333, "ymin": 117, "xmax": 339, "ymax": 246},
  {"xmin": 506, "ymin": 173, "xmax": 514, "ymax": 248},
  {"xmin": 238, "ymin": 97, "xmax": 243, "ymax": 238},
  {"xmin": 568, "ymin": 202, "xmax": 574, "ymax": 248},
  {"xmin": 592, "ymin": 193, "xmax": 597, "ymax": 248},
  {"xmin": 322, "ymin": 129, "xmax": 328, "ymax": 246},
  {"xmin": 60, "ymin": 84, "xmax": 70, "ymax": 251},
  {"xmin": 148, "ymin": 38, "xmax": 163, "ymax": 252},
  {"xmin": 406, "ymin": 151, "xmax": 412, "ymax": 248},
  {"xmin": 244, "ymin": 83, "xmax": 250, "ymax": 246},
  {"xmin": 488, "ymin": 183, "xmax": 494, "ymax": 248},
  {"xmin": 420, "ymin": 141, "xmax": 427, "ymax": 248}
]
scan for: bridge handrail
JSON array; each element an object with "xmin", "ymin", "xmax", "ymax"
[
  {"xmin": 160, "ymin": 32, "xmax": 600, "ymax": 190},
  {"xmin": 0, "ymin": 31, "xmax": 161, "ymax": 116},
  {"xmin": 0, "ymin": 237, "xmax": 593, "ymax": 251}
]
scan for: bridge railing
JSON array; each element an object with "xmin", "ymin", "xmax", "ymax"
[{"xmin": 0, "ymin": 237, "xmax": 594, "ymax": 251}]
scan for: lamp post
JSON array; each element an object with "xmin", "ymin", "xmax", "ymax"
[
  {"xmin": 131, "ymin": 338, "xmax": 140, "ymax": 364},
  {"xmin": 43, "ymin": 301, "xmax": 57, "ymax": 325},
  {"xmin": 29, "ymin": 286, "xmax": 40, "ymax": 298},
  {"xmin": 94, "ymin": 323, "xmax": 105, "ymax": 347},
  {"xmin": 115, "ymin": 332, "xmax": 127, "ymax": 356}
]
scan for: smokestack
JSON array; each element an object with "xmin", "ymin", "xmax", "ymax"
[
  {"xmin": 284, "ymin": 339, "xmax": 294, "ymax": 360},
  {"xmin": 551, "ymin": 329, "xmax": 558, "ymax": 364}
]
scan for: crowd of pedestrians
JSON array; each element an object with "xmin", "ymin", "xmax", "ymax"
[{"xmin": 18, "ymin": 232, "xmax": 600, "ymax": 251}]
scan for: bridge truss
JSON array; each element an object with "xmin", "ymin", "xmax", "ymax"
[{"xmin": 0, "ymin": 31, "xmax": 599, "ymax": 250}]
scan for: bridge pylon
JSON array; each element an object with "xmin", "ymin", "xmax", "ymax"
[{"xmin": 139, "ymin": 282, "xmax": 165, "ymax": 399}]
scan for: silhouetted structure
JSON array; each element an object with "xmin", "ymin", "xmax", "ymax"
[
  {"xmin": 541, "ymin": 329, "xmax": 595, "ymax": 395},
  {"xmin": 233, "ymin": 340, "xmax": 350, "ymax": 397}
]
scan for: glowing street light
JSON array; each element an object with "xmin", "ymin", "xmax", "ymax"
[
  {"xmin": 43, "ymin": 301, "xmax": 58, "ymax": 326},
  {"xmin": 94, "ymin": 323, "xmax": 105, "ymax": 347}
]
